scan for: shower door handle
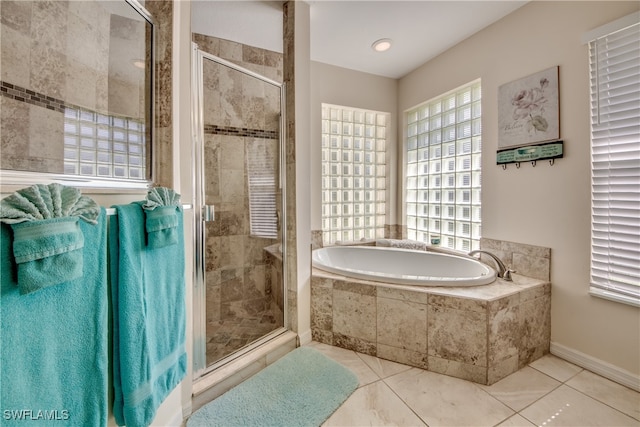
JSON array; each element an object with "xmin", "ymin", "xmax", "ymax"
[{"xmin": 202, "ymin": 205, "xmax": 215, "ymax": 222}]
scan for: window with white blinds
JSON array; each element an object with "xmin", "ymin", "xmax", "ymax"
[
  {"xmin": 587, "ymin": 14, "xmax": 640, "ymax": 307},
  {"xmin": 247, "ymin": 139, "xmax": 278, "ymax": 239}
]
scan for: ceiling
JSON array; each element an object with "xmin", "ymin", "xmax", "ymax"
[{"xmin": 191, "ymin": 1, "xmax": 527, "ymax": 79}]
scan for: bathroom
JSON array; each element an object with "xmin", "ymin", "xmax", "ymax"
[{"xmin": 0, "ymin": 0, "xmax": 638, "ymax": 426}]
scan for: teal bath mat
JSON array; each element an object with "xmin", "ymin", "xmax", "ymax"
[{"xmin": 187, "ymin": 346, "xmax": 359, "ymax": 427}]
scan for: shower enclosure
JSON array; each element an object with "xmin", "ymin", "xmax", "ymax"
[{"xmin": 191, "ymin": 45, "xmax": 287, "ymax": 377}]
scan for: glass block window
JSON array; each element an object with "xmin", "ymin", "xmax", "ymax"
[
  {"xmin": 406, "ymin": 80, "xmax": 481, "ymax": 252},
  {"xmin": 63, "ymin": 107, "xmax": 146, "ymax": 180},
  {"xmin": 321, "ymin": 104, "xmax": 388, "ymax": 245}
]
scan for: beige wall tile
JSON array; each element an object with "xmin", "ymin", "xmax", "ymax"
[
  {"xmin": 428, "ymin": 356, "xmax": 488, "ymax": 384},
  {"xmin": 377, "ymin": 297, "xmax": 427, "ymax": 353},
  {"xmin": 1, "ymin": 26, "xmax": 31, "ymax": 87},
  {"xmin": 333, "ymin": 289, "xmax": 376, "ymax": 342},
  {"xmin": 429, "ymin": 294, "xmax": 487, "ymax": 313},
  {"xmin": 428, "ymin": 305, "xmax": 487, "ymax": 366},
  {"xmin": 377, "ymin": 343, "xmax": 428, "ymax": 370},
  {"xmin": 377, "ymin": 285, "xmax": 429, "ymax": 304},
  {"xmin": 333, "ymin": 332, "xmax": 376, "ymax": 356},
  {"xmin": 519, "ymin": 295, "xmax": 551, "ymax": 368}
]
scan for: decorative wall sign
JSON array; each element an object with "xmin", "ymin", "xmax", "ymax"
[
  {"xmin": 497, "ymin": 140, "xmax": 563, "ymax": 168},
  {"xmin": 498, "ymin": 66, "xmax": 559, "ymax": 148}
]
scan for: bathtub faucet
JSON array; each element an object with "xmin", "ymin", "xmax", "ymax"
[{"xmin": 468, "ymin": 250, "xmax": 515, "ymax": 281}]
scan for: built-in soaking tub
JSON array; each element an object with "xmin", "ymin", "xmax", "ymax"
[
  {"xmin": 312, "ymin": 246, "xmax": 496, "ymax": 286},
  {"xmin": 311, "ymin": 241, "xmax": 552, "ymax": 386}
]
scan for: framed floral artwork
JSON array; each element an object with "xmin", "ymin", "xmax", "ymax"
[{"xmin": 498, "ymin": 66, "xmax": 559, "ymax": 148}]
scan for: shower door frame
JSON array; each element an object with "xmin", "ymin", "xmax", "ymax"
[{"xmin": 191, "ymin": 44, "xmax": 288, "ymax": 379}]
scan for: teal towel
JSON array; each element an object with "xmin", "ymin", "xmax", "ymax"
[
  {"xmin": 0, "ymin": 209, "xmax": 108, "ymax": 426},
  {"xmin": 10, "ymin": 217, "xmax": 84, "ymax": 294},
  {"xmin": 142, "ymin": 187, "xmax": 181, "ymax": 249},
  {"xmin": 109, "ymin": 203, "xmax": 187, "ymax": 427},
  {"xmin": 0, "ymin": 183, "xmax": 100, "ymax": 224},
  {"xmin": 145, "ymin": 206, "xmax": 179, "ymax": 249}
]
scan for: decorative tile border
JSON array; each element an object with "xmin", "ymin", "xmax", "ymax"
[
  {"xmin": 204, "ymin": 124, "xmax": 278, "ymax": 140},
  {"xmin": 1, "ymin": 80, "xmax": 65, "ymax": 113}
]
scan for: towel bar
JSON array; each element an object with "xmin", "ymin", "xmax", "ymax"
[{"xmin": 105, "ymin": 204, "xmax": 192, "ymax": 216}]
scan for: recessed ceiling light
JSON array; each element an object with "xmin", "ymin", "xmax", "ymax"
[{"xmin": 372, "ymin": 38, "xmax": 392, "ymax": 52}]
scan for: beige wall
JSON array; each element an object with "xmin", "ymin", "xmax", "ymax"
[
  {"xmin": 399, "ymin": 1, "xmax": 640, "ymax": 376},
  {"xmin": 310, "ymin": 61, "xmax": 399, "ymax": 230}
]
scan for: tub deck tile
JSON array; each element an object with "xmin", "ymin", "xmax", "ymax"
[
  {"xmin": 310, "ymin": 267, "xmax": 551, "ymax": 386},
  {"xmin": 333, "ymin": 333, "xmax": 377, "ymax": 357},
  {"xmin": 377, "ymin": 344, "xmax": 428, "ymax": 370},
  {"xmin": 377, "ymin": 297, "xmax": 427, "ymax": 353}
]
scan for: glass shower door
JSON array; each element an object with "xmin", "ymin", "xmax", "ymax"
[{"xmin": 192, "ymin": 47, "xmax": 286, "ymax": 376}]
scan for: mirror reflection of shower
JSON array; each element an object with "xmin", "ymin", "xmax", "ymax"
[{"xmin": 191, "ymin": 0, "xmax": 286, "ymax": 375}]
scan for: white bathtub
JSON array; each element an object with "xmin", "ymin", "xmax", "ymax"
[{"xmin": 312, "ymin": 246, "xmax": 496, "ymax": 287}]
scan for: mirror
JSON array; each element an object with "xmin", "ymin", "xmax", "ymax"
[{"xmin": 0, "ymin": 0, "xmax": 153, "ymax": 185}]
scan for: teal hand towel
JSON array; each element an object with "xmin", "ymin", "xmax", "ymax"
[
  {"xmin": 10, "ymin": 217, "xmax": 84, "ymax": 294},
  {"xmin": 145, "ymin": 206, "xmax": 179, "ymax": 249},
  {"xmin": 0, "ymin": 209, "xmax": 108, "ymax": 426},
  {"xmin": 0, "ymin": 183, "xmax": 100, "ymax": 224},
  {"xmin": 142, "ymin": 187, "xmax": 181, "ymax": 249},
  {"xmin": 109, "ymin": 203, "xmax": 187, "ymax": 427}
]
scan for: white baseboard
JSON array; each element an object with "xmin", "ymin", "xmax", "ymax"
[
  {"xmin": 164, "ymin": 408, "xmax": 184, "ymax": 427},
  {"xmin": 551, "ymin": 342, "xmax": 640, "ymax": 392},
  {"xmin": 298, "ymin": 329, "xmax": 313, "ymax": 346},
  {"xmin": 181, "ymin": 401, "xmax": 192, "ymax": 419}
]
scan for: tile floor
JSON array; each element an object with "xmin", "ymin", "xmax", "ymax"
[{"xmin": 306, "ymin": 342, "xmax": 640, "ymax": 427}]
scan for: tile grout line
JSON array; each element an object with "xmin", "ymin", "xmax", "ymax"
[
  {"xmin": 327, "ymin": 346, "xmax": 640, "ymax": 426},
  {"xmin": 351, "ymin": 351, "xmax": 430, "ymax": 425},
  {"xmin": 380, "ymin": 373, "xmax": 430, "ymax": 427}
]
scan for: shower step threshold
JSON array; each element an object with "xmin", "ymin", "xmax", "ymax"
[{"xmin": 192, "ymin": 330, "xmax": 297, "ymax": 410}]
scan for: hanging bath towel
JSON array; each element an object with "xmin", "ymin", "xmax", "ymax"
[
  {"xmin": 0, "ymin": 209, "xmax": 108, "ymax": 426},
  {"xmin": 109, "ymin": 203, "xmax": 187, "ymax": 427}
]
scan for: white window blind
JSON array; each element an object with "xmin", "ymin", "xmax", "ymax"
[
  {"xmin": 588, "ymin": 16, "xmax": 640, "ymax": 307},
  {"xmin": 247, "ymin": 139, "xmax": 278, "ymax": 239}
]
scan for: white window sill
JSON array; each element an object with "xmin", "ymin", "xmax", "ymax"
[{"xmin": 590, "ymin": 287, "xmax": 640, "ymax": 308}]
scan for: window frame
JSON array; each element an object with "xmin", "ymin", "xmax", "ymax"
[{"xmin": 585, "ymin": 12, "xmax": 640, "ymax": 307}]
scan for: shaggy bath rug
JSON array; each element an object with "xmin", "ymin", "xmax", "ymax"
[{"xmin": 186, "ymin": 346, "xmax": 359, "ymax": 427}]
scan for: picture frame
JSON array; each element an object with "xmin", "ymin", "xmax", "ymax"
[{"xmin": 498, "ymin": 66, "xmax": 559, "ymax": 148}]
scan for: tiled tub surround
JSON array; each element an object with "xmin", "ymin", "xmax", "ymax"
[{"xmin": 311, "ymin": 239, "xmax": 552, "ymax": 385}]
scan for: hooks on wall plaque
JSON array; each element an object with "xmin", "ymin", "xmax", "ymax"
[{"xmin": 497, "ymin": 140, "xmax": 563, "ymax": 170}]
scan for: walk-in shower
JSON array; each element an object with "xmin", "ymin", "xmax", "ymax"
[{"xmin": 191, "ymin": 44, "xmax": 287, "ymax": 377}]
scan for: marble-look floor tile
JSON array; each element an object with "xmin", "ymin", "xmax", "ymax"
[
  {"xmin": 520, "ymin": 384, "xmax": 639, "ymax": 426},
  {"xmin": 481, "ymin": 366, "xmax": 561, "ymax": 411},
  {"xmin": 385, "ymin": 368, "xmax": 514, "ymax": 427},
  {"xmin": 566, "ymin": 370, "xmax": 640, "ymax": 421},
  {"xmin": 323, "ymin": 380, "xmax": 427, "ymax": 427},
  {"xmin": 529, "ymin": 354, "xmax": 583, "ymax": 382},
  {"xmin": 306, "ymin": 341, "xmax": 380, "ymax": 386},
  {"xmin": 356, "ymin": 352, "xmax": 412, "ymax": 379},
  {"xmin": 497, "ymin": 414, "xmax": 536, "ymax": 427}
]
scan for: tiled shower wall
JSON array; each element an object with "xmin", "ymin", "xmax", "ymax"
[
  {"xmin": 193, "ymin": 33, "xmax": 285, "ymax": 363},
  {"xmin": 0, "ymin": 0, "xmax": 174, "ymax": 187}
]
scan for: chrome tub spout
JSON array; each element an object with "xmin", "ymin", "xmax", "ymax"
[{"xmin": 468, "ymin": 250, "xmax": 515, "ymax": 281}]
